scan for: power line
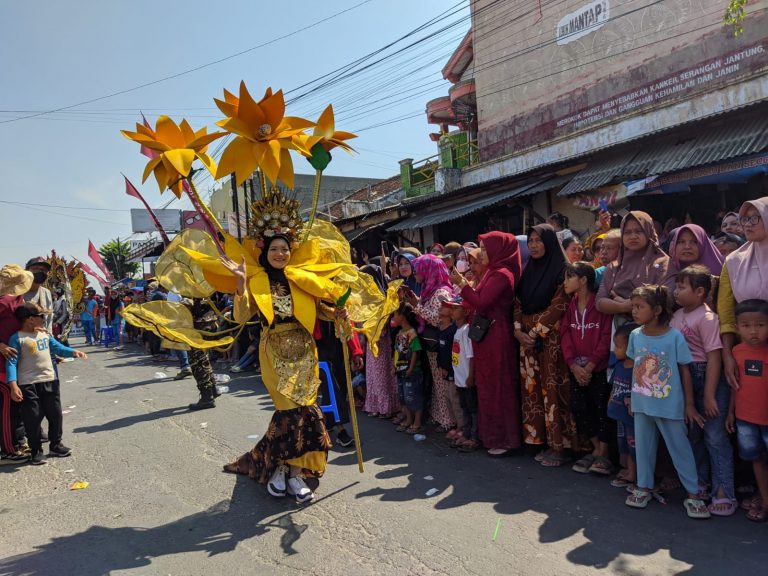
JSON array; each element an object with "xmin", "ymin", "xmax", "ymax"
[
  {"xmin": 0, "ymin": 199, "xmax": 127, "ymax": 212},
  {"xmin": 0, "ymin": 0, "xmax": 377, "ymax": 125},
  {"xmin": 2, "ymin": 201, "xmax": 131, "ymax": 226}
]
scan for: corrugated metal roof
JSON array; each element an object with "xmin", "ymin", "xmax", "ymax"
[
  {"xmin": 521, "ymin": 173, "xmax": 574, "ymax": 197},
  {"xmin": 621, "ymin": 114, "xmax": 768, "ymax": 177},
  {"xmin": 558, "ymin": 149, "xmax": 641, "ymax": 196},
  {"xmin": 388, "ymin": 178, "xmax": 549, "ymax": 232}
]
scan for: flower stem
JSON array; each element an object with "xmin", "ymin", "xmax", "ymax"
[{"xmin": 303, "ymin": 169, "xmax": 323, "ymax": 243}]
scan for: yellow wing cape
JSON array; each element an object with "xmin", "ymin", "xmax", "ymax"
[{"xmin": 122, "ymin": 220, "xmax": 398, "ymax": 355}]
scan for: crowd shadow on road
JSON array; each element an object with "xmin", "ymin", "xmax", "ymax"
[
  {"xmin": 0, "ymin": 474, "xmax": 355, "ymax": 575},
  {"xmin": 349, "ymin": 417, "xmax": 768, "ymax": 575}
]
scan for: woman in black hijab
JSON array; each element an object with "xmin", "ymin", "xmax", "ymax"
[{"xmin": 514, "ymin": 224, "xmax": 576, "ymax": 467}]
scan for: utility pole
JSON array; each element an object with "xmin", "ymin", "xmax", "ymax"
[
  {"xmin": 115, "ymin": 237, "xmax": 123, "ymax": 280},
  {"xmin": 230, "ymin": 173, "xmax": 241, "ymax": 242}
]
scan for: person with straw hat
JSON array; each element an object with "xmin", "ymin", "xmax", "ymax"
[{"xmin": 0, "ymin": 264, "xmax": 34, "ymax": 460}]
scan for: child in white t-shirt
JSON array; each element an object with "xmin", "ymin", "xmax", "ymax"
[{"xmin": 445, "ymin": 297, "xmax": 476, "ymax": 452}]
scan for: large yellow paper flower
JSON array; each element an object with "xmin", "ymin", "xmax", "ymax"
[
  {"xmin": 301, "ymin": 104, "xmax": 357, "ymax": 154},
  {"xmin": 214, "ymin": 82, "xmax": 314, "ymax": 188},
  {"xmin": 122, "ymin": 116, "xmax": 223, "ymax": 197}
]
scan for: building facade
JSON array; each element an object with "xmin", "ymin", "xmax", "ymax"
[{"xmin": 347, "ymin": 1, "xmax": 768, "ymax": 249}]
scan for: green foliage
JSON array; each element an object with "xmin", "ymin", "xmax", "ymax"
[
  {"xmin": 99, "ymin": 239, "xmax": 139, "ymax": 279},
  {"xmin": 724, "ymin": 0, "xmax": 748, "ymax": 37}
]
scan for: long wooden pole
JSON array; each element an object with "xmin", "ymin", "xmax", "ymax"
[{"xmin": 338, "ymin": 324, "xmax": 364, "ymax": 473}]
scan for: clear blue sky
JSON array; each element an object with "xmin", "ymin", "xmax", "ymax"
[{"xmin": 0, "ymin": 0, "xmax": 468, "ymax": 279}]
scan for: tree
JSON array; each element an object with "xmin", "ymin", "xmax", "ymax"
[
  {"xmin": 724, "ymin": 0, "xmax": 748, "ymax": 36},
  {"xmin": 98, "ymin": 239, "xmax": 139, "ymax": 280}
]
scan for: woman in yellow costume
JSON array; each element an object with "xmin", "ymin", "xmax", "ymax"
[
  {"xmin": 215, "ymin": 191, "xmax": 350, "ymax": 504},
  {"xmin": 119, "ymin": 82, "xmax": 398, "ymax": 503}
]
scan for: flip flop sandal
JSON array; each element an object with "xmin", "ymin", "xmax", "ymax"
[
  {"xmin": 588, "ymin": 456, "xmax": 614, "ymax": 476},
  {"xmin": 534, "ymin": 449, "xmax": 551, "ymax": 463},
  {"xmin": 708, "ymin": 498, "xmax": 737, "ymax": 516},
  {"xmin": 571, "ymin": 454, "xmax": 596, "ymax": 474},
  {"xmin": 458, "ymin": 440, "xmax": 479, "ymax": 452},
  {"xmin": 684, "ymin": 498, "xmax": 711, "ymax": 519},
  {"xmin": 541, "ymin": 453, "xmax": 569, "ymax": 467},
  {"xmin": 740, "ymin": 495, "xmax": 762, "ymax": 511},
  {"xmin": 626, "ymin": 489, "xmax": 652, "ymax": 509},
  {"xmin": 746, "ymin": 506, "xmax": 768, "ymax": 522},
  {"xmin": 406, "ymin": 426, "xmax": 423, "ymax": 435},
  {"xmin": 611, "ymin": 477, "xmax": 634, "ymax": 488},
  {"xmin": 395, "ymin": 424, "xmax": 410, "ymax": 432}
]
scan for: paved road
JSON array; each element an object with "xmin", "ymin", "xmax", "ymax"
[{"xmin": 1, "ymin": 339, "xmax": 766, "ymax": 576}]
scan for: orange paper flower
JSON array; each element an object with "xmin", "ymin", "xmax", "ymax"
[
  {"xmin": 214, "ymin": 82, "xmax": 315, "ymax": 189},
  {"xmin": 122, "ymin": 117, "xmax": 223, "ymax": 197},
  {"xmin": 301, "ymin": 104, "xmax": 357, "ymax": 154}
]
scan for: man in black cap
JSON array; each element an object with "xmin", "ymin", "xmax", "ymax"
[
  {"xmin": 24, "ymin": 258, "xmax": 54, "ymax": 334},
  {"xmin": 23, "ymin": 257, "xmax": 60, "ymax": 451}
]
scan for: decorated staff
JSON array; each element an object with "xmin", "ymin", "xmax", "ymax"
[{"xmin": 119, "ymin": 81, "xmax": 399, "ymax": 501}]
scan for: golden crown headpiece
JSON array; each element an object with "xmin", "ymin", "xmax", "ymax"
[{"xmin": 250, "ymin": 186, "xmax": 303, "ymax": 248}]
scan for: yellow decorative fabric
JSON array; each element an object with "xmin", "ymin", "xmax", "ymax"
[
  {"xmin": 257, "ymin": 331, "xmax": 325, "ymax": 473},
  {"xmin": 160, "ymin": 218, "xmax": 396, "ymax": 356},
  {"xmin": 121, "ymin": 301, "xmax": 233, "ymax": 350},
  {"xmin": 155, "ymin": 229, "xmax": 218, "ymax": 298},
  {"xmin": 263, "ymin": 322, "xmax": 320, "ymax": 407}
]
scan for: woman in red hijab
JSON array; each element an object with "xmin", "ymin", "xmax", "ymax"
[{"xmin": 451, "ymin": 232, "xmax": 522, "ymax": 457}]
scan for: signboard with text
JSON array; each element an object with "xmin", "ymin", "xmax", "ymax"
[{"xmin": 474, "ymin": 2, "xmax": 768, "ymax": 163}]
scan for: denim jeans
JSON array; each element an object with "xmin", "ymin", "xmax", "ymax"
[
  {"xmin": 687, "ymin": 362, "xmax": 734, "ymax": 500},
  {"xmin": 175, "ymin": 349, "xmax": 190, "ymax": 370},
  {"xmin": 81, "ymin": 319, "xmax": 95, "ymax": 343}
]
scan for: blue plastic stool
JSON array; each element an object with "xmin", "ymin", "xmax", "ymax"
[
  {"xmin": 100, "ymin": 326, "xmax": 116, "ymax": 347},
  {"xmin": 318, "ymin": 361, "xmax": 341, "ymax": 424}
]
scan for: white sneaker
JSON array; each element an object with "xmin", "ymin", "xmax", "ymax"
[
  {"xmin": 267, "ymin": 464, "xmax": 288, "ymax": 497},
  {"xmin": 230, "ymin": 365, "xmax": 243, "ymax": 373},
  {"xmin": 287, "ymin": 476, "xmax": 315, "ymax": 504}
]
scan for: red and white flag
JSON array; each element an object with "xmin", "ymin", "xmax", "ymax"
[
  {"xmin": 88, "ymin": 240, "xmax": 114, "ymax": 281},
  {"xmin": 75, "ymin": 259, "xmax": 110, "ymax": 288}
]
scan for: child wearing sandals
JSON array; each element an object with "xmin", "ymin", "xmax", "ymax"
[
  {"xmin": 624, "ymin": 285, "xmax": 711, "ymax": 519},
  {"xmin": 392, "ymin": 303, "xmax": 424, "ymax": 435},
  {"xmin": 726, "ymin": 299, "xmax": 768, "ymax": 522},
  {"xmin": 561, "ymin": 262, "xmax": 614, "ymax": 476},
  {"xmin": 607, "ymin": 323, "xmax": 639, "ymax": 489},
  {"xmin": 671, "ymin": 265, "xmax": 735, "ymax": 516},
  {"xmin": 444, "ymin": 297, "xmax": 478, "ymax": 452}
]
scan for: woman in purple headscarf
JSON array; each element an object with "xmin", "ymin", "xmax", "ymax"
[
  {"xmin": 663, "ymin": 224, "xmax": 724, "ymax": 304},
  {"xmin": 403, "ymin": 254, "xmax": 455, "ymax": 431}
]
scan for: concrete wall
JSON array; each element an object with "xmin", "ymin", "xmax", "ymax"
[{"xmin": 472, "ymin": 0, "xmax": 768, "ymax": 161}]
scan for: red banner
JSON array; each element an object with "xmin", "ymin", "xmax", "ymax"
[{"xmin": 88, "ymin": 240, "xmax": 114, "ymax": 281}]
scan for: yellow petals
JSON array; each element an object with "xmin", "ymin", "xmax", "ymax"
[{"xmin": 122, "ymin": 116, "xmax": 224, "ymax": 194}]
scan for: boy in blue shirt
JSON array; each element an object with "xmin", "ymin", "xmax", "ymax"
[{"xmin": 7, "ymin": 303, "xmax": 86, "ymax": 465}]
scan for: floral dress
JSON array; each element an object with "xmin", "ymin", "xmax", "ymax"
[{"xmin": 416, "ymin": 287, "xmax": 455, "ymax": 429}]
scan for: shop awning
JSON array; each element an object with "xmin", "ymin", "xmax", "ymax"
[
  {"xmin": 388, "ymin": 177, "xmax": 549, "ymax": 232},
  {"xmin": 558, "ymin": 149, "xmax": 641, "ymax": 196},
  {"xmin": 621, "ymin": 114, "xmax": 768, "ymax": 177}
]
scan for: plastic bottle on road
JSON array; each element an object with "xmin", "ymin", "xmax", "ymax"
[
  {"xmin": 213, "ymin": 373, "xmax": 231, "ymax": 384},
  {"xmin": 216, "ymin": 385, "xmax": 229, "ymax": 394},
  {"xmin": 413, "ymin": 434, "xmax": 426, "ymax": 442}
]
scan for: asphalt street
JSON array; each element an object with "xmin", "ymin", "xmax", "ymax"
[{"xmin": 1, "ymin": 338, "xmax": 766, "ymax": 576}]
